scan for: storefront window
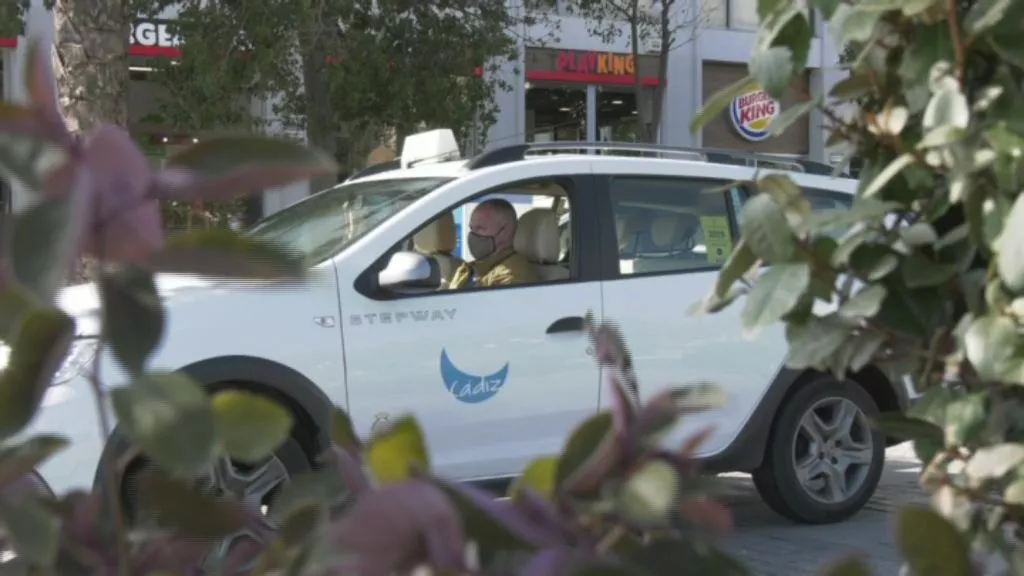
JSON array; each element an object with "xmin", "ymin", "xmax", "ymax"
[
  {"xmin": 525, "ymin": 83, "xmax": 587, "ymax": 142},
  {"xmin": 596, "ymin": 87, "xmax": 641, "ymax": 142}
]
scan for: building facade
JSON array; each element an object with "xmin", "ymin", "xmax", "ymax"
[
  {"xmin": 487, "ymin": 0, "xmax": 845, "ymax": 162},
  {"xmin": 3, "ymin": 0, "xmax": 845, "ymax": 216}
]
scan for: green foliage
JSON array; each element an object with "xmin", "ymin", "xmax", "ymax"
[
  {"xmin": 688, "ymin": 0, "xmax": 1024, "ymax": 572},
  {"xmin": 143, "ymin": 0, "xmax": 536, "ymax": 168}
]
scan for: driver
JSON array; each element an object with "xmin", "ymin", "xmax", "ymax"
[{"xmin": 448, "ymin": 199, "xmax": 538, "ymax": 289}]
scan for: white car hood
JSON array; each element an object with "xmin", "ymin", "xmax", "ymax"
[{"xmin": 57, "ymin": 274, "xmax": 222, "ymax": 336}]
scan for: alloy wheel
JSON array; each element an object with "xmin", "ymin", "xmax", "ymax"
[
  {"xmin": 194, "ymin": 455, "xmax": 290, "ymax": 572},
  {"xmin": 790, "ymin": 397, "xmax": 874, "ymax": 504}
]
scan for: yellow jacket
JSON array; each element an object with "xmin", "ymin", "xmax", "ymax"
[{"xmin": 449, "ymin": 247, "xmax": 538, "ymax": 289}]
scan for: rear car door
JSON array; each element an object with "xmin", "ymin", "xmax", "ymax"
[{"xmin": 593, "ymin": 160, "xmax": 789, "ymax": 460}]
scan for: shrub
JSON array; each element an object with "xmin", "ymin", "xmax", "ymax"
[
  {"xmin": 691, "ymin": 0, "xmax": 1024, "ymax": 573},
  {"xmin": 0, "ymin": 39, "xmax": 742, "ymax": 576}
]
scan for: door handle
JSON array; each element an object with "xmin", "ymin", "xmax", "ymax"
[{"xmin": 546, "ymin": 316, "xmax": 585, "ymax": 334}]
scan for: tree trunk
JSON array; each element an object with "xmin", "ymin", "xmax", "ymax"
[
  {"xmin": 629, "ymin": 12, "xmax": 652, "ymax": 143},
  {"xmin": 52, "ymin": 0, "xmax": 130, "ymax": 133},
  {"xmin": 299, "ymin": 35, "xmax": 338, "ymax": 194},
  {"xmin": 650, "ymin": 0, "xmax": 675, "ymax": 144},
  {"xmin": 53, "ymin": 0, "xmax": 129, "ymax": 284}
]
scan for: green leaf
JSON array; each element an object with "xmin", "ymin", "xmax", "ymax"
[
  {"xmin": 556, "ymin": 412, "xmax": 614, "ymax": 487},
  {"xmin": 740, "ymin": 262, "xmax": 811, "ymax": 335},
  {"xmin": 98, "ymin": 266, "xmax": 164, "ymax": 376},
  {"xmin": 713, "ymin": 238, "xmax": 758, "ymax": 299},
  {"xmin": 944, "ymin": 393, "xmax": 988, "ymax": 447},
  {"xmin": 149, "ymin": 229, "xmax": 306, "ymax": 280},
  {"xmin": 112, "ymin": 372, "xmax": 217, "ymax": 476},
  {"xmin": 508, "ymin": 456, "xmax": 558, "ymax": 501},
  {"xmin": 819, "ymin": 554, "xmax": 874, "ymax": 576},
  {"xmin": 996, "ymin": 193, "xmax": 1024, "ymax": 293},
  {"xmin": 829, "ymin": 4, "xmax": 881, "ymax": 46},
  {"xmin": 770, "ymin": 97, "xmax": 819, "ymax": 136},
  {"xmin": 964, "ymin": 0, "xmax": 1014, "ymax": 36},
  {"xmin": 901, "ymin": 255, "xmax": 958, "ymax": 289},
  {"xmin": 0, "ymin": 286, "xmax": 41, "ymax": 342},
  {"xmin": 963, "ymin": 314, "xmax": 1018, "ymax": 382},
  {"xmin": 616, "ymin": 459, "xmax": 679, "ymax": 527},
  {"xmin": 964, "ymin": 443, "xmax": 1024, "ymax": 487},
  {"xmin": 212, "ymin": 390, "xmax": 293, "ymax": 464},
  {"xmin": 0, "ymin": 496, "xmax": 59, "ymax": 566},
  {"xmin": 895, "ymin": 506, "xmax": 972, "ymax": 576},
  {"xmin": 861, "ymin": 154, "xmax": 916, "ymax": 197},
  {"xmin": 366, "ymin": 415, "xmax": 429, "ymax": 485},
  {"xmin": 11, "ymin": 193, "xmax": 77, "ymax": 301},
  {"xmin": 136, "ymin": 472, "xmax": 248, "ymax": 539},
  {"xmin": 0, "ymin": 307, "xmax": 73, "ymax": 440},
  {"xmin": 872, "ymin": 413, "xmax": 943, "ymax": 445},
  {"xmin": 162, "ymin": 135, "xmax": 338, "ymax": 203},
  {"xmin": 838, "ymin": 285, "xmax": 887, "ymax": 319},
  {"xmin": 270, "ymin": 469, "xmax": 349, "ymax": 522},
  {"xmin": 811, "ymin": 0, "xmax": 840, "ymax": 19},
  {"xmin": 785, "ymin": 314, "xmax": 851, "ymax": 370},
  {"xmin": 739, "ymin": 194, "xmax": 797, "ymax": 262},
  {"xmin": 829, "ymin": 74, "xmax": 873, "ymax": 100},
  {"xmin": 691, "ymin": 76, "xmax": 758, "ymax": 134},
  {"xmin": 749, "ymin": 47, "xmax": 795, "ymax": 99},
  {"xmin": 899, "ymin": 23, "xmax": 956, "ymax": 88},
  {"xmin": 1005, "ymin": 479, "xmax": 1024, "ymax": 505},
  {"xmin": 331, "ymin": 407, "xmax": 362, "ymax": 453},
  {"xmin": 0, "ymin": 435, "xmax": 68, "ymax": 487},
  {"xmin": 917, "ymin": 126, "xmax": 967, "ymax": 149},
  {"xmin": 923, "ymin": 87, "xmax": 971, "ymax": 131},
  {"xmin": 848, "ymin": 245, "xmax": 900, "ymax": 281}
]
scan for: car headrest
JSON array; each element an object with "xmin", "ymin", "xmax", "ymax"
[
  {"xmin": 514, "ymin": 208, "xmax": 560, "ymax": 264},
  {"xmin": 649, "ymin": 215, "xmax": 685, "ymax": 249},
  {"xmin": 413, "ymin": 211, "xmax": 457, "ymax": 254}
]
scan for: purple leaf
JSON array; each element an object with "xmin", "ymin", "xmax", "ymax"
[
  {"xmin": 519, "ymin": 547, "xmax": 579, "ymax": 576},
  {"xmin": 328, "ymin": 480, "xmax": 467, "ymax": 576},
  {"xmin": 21, "ymin": 39, "xmax": 73, "ymax": 148},
  {"xmin": 75, "ymin": 126, "xmax": 163, "ymax": 263},
  {"xmin": 435, "ymin": 478, "xmax": 564, "ymax": 548},
  {"xmin": 511, "ymin": 489, "xmax": 579, "ymax": 543},
  {"xmin": 329, "ymin": 446, "xmax": 371, "ymax": 499}
]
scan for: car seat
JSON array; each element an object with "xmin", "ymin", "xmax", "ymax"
[
  {"xmin": 514, "ymin": 209, "xmax": 570, "ymax": 281},
  {"xmin": 632, "ymin": 214, "xmax": 702, "ymax": 274},
  {"xmin": 413, "ymin": 212, "xmax": 464, "ymax": 288}
]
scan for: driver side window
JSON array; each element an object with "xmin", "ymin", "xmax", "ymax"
[{"xmin": 387, "ymin": 178, "xmax": 578, "ymax": 294}]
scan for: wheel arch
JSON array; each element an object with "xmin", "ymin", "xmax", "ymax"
[
  {"xmin": 700, "ymin": 364, "xmax": 908, "ymax": 474},
  {"xmin": 91, "ymin": 355, "xmax": 334, "ymax": 492}
]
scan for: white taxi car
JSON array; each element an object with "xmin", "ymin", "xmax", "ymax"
[{"xmin": 29, "ymin": 129, "xmax": 912, "ymax": 539}]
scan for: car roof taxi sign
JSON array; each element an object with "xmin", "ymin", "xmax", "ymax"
[{"xmin": 729, "ymin": 84, "xmax": 781, "ymax": 142}]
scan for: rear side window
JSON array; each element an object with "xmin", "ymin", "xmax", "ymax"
[{"xmin": 608, "ymin": 176, "xmax": 737, "ymax": 276}]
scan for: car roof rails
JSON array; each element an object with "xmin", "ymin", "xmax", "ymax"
[
  {"xmin": 345, "ymin": 159, "xmax": 401, "ymax": 183},
  {"xmin": 464, "ymin": 141, "xmax": 840, "ymax": 176}
]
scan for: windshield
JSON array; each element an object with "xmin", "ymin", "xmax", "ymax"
[{"xmin": 248, "ymin": 177, "xmax": 452, "ymax": 263}]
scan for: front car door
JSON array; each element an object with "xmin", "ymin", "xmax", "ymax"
[{"xmin": 335, "ymin": 164, "xmax": 605, "ymax": 481}]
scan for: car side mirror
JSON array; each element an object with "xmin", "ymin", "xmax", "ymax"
[{"xmin": 378, "ymin": 251, "xmax": 442, "ymax": 293}]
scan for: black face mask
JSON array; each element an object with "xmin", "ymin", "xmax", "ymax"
[{"xmin": 467, "ymin": 225, "xmax": 505, "ymax": 260}]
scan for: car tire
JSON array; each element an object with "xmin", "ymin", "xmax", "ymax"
[
  {"xmin": 751, "ymin": 375, "xmax": 885, "ymax": 524},
  {"xmin": 121, "ymin": 430, "xmax": 313, "ymax": 570}
]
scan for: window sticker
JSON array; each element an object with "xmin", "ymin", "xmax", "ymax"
[{"xmin": 700, "ymin": 216, "xmax": 733, "ymax": 264}]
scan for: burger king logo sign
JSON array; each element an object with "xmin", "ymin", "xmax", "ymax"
[{"xmin": 729, "ymin": 85, "xmax": 780, "ymax": 142}]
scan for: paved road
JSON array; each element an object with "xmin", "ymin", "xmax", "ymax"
[{"xmin": 717, "ymin": 442, "xmax": 925, "ymax": 576}]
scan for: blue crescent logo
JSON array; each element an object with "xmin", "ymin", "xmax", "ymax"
[{"xmin": 440, "ymin": 349, "xmax": 509, "ymax": 404}]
